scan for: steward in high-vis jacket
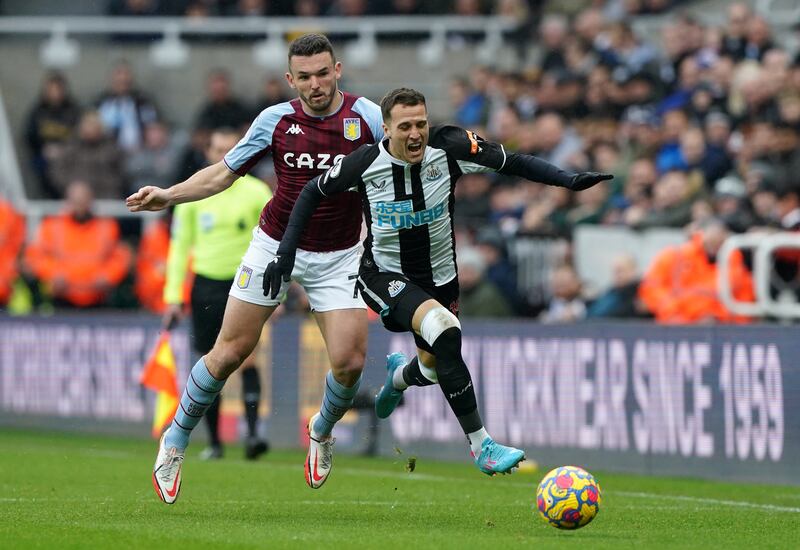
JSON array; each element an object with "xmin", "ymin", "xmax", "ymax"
[
  {"xmin": 24, "ymin": 181, "xmax": 131, "ymax": 307},
  {"xmin": 639, "ymin": 218, "xmax": 755, "ymax": 324}
]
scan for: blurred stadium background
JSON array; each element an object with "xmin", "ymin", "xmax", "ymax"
[{"xmin": 1, "ymin": 0, "xmax": 799, "ymax": 487}]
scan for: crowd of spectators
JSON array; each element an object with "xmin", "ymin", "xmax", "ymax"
[
  {"xmin": 446, "ymin": 2, "xmax": 800, "ymax": 321},
  {"xmin": 12, "ymin": 59, "xmax": 289, "ymax": 312},
  {"xmin": 450, "ymin": 6, "xmax": 800, "ymax": 240},
  {"xmin": 102, "ymin": 0, "xmax": 679, "ymax": 19},
  {"xmin": 3, "ymin": 1, "xmax": 799, "ymax": 324},
  {"xmin": 24, "ymin": 61, "xmax": 287, "ymax": 202}
]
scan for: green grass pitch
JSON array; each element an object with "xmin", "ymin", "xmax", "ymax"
[{"xmin": 1, "ymin": 428, "xmax": 797, "ymax": 549}]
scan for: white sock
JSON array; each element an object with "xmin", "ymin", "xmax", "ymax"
[
  {"xmin": 392, "ymin": 364, "xmax": 408, "ymax": 390},
  {"xmin": 467, "ymin": 427, "xmax": 490, "ymax": 456}
]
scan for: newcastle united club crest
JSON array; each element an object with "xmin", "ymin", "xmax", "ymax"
[{"xmin": 425, "ymin": 164, "xmax": 442, "ymax": 182}]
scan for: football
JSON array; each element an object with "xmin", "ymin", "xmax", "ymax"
[{"xmin": 536, "ymin": 466, "xmax": 602, "ymax": 529}]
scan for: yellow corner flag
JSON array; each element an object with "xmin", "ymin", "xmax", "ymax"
[{"xmin": 140, "ymin": 332, "xmax": 180, "ymax": 438}]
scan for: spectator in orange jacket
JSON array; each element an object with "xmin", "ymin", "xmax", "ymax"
[
  {"xmin": 134, "ymin": 216, "xmax": 192, "ymax": 313},
  {"xmin": 0, "ymin": 196, "xmax": 25, "ymax": 306},
  {"xmin": 24, "ymin": 181, "xmax": 132, "ymax": 307},
  {"xmin": 638, "ymin": 218, "xmax": 755, "ymax": 324},
  {"xmin": 134, "ymin": 217, "xmax": 170, "ymax": 313}
]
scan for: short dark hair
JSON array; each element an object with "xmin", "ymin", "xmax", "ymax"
[
  {"xmin": 288, "ymin": 33, "xmax": 335, "ymax": 64},
  {"xmin": 380, "ymin": 88, "xmax": 427, "ymax": 121}
]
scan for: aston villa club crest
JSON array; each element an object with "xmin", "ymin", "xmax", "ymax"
[
  {"xmin": 425, "ymin": 164, "xmax": 442, "ymax": 182},
  {"xmin": 343, "ymin": 118, "xmax": 361, "ymax": 141},
  {"xmin": 237, "ymin": 265, "xmax": 253, "ymax": 289}
]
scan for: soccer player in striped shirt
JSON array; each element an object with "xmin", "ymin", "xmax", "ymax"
[{"xmin": 265, "ymin": 88, "xmax": 612, "ymax": 475}]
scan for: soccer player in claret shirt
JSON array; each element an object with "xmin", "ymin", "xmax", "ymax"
[
  {"xmin": 127, "ymin": 34, "xmax": 384, "ymax": 502},
  {"xmin": 265, "ymin": 88, "xmax": 612, "ymax": 475}
]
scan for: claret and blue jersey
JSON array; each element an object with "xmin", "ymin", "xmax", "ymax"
[{"xmin": 222, "ymin": 91, "xmax": 384, "ymax": 252}]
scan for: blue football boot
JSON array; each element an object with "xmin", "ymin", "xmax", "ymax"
[
  {"xmin": 473, "ymin": 437, "xmax": 525, "ymax": 476},
  {"xmin": 374, "ymin": 352, "xmax": 407, "ymax": 419}
]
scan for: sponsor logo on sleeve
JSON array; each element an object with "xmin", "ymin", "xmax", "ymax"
[{"xmin": 466, "ymin": 130, "xmax": 479, "ymax": 154}]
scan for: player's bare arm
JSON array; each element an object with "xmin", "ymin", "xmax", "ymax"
[{"xmin": 126, "ymin": 161, "xmax": 238, "ymax": 212}]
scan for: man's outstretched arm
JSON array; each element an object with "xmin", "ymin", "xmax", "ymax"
[
  {"xmin": 498, "ymin": 153, "xmax": 613, "ymax": 191},
  {"xmin": 430, "ymin": 125, "xmax": 612, "ymax": 191},
  {"xmin": 126, "ymin": 161, "xmax": 239, "ymax": 212}
]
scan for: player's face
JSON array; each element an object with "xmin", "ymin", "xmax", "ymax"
[
  {"xmin": 206, "ymin": 132, "xmax": 240, "ymax": 165},
  {"xmin": 286, "ymin": 52, "xmax": 342, "ymax": 115},
  {"xmin": 383, "ymin": 103, "xmax": 429, "ymax": 164}
]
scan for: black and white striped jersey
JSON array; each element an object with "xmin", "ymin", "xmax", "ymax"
[{"xmin": 315, "ymin": 125, "xmax": 506, "ymax": 287}]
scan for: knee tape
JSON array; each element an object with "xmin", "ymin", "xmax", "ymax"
[
  {"xmin": 420, "ymin": 306, "xmax": 461, "ymax": 348},
  {"xmin": 418, "ymin": 358, "xmax": 438, "ymax": 383}
]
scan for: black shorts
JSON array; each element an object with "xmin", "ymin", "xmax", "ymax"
[
  {"xmin": 190, "ymin": 274, "xmax": 233, "ymax": 355},
  {"xmin": 356, "ymin": 268, "xmax": 460, "ymax": 354}
]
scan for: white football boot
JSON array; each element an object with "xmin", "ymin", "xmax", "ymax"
[
  {"xmin": 152, "ymin": 430, "xmax": 185, "ymax": 504},
  {"xmin": 304, "ymin": 413, "xmax": 335, "ymax": 489}
]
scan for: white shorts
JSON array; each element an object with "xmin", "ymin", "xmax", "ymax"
[{"xmin": 229, "ymin": 227, "xmax": 366, "ymax": 312}]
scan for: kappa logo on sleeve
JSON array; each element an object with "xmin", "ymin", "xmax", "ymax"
[{"xmin": 237, "ymin": 265, "xmax": 254, "ymax": 289}]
